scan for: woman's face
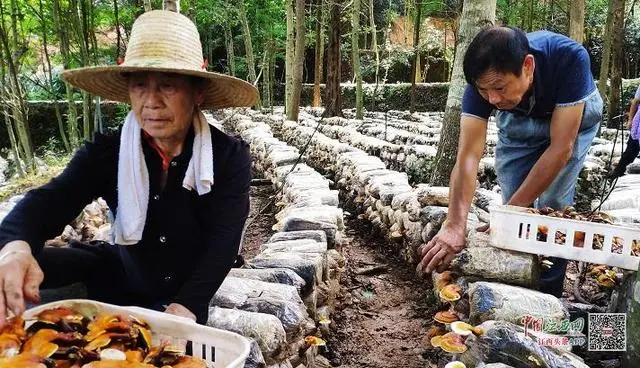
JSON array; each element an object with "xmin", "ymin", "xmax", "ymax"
[{"xmin": 128, "ymin": 72, "xmax": 203, "ymax": 141}]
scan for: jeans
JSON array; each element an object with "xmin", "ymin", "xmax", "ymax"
[{"xmin": 494, "ymin": 90, "xmax": 603, "ymax": 296}]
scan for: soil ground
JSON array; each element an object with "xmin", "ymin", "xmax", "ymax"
[
  {"xmin": 241, "ymin": 185, "xmax": 276, "ymax": 259},
  {"xmin": 324, "ymin": 215, "xmax": 447, "ymax": 368},
  {"xmin": 239, "ymin": 186, "xmax": 622, "ymax": 368}
]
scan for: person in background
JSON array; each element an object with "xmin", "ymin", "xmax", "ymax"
[
  {"xmin": 0, "ymin": 10, "xmax": 259, "ymax": 326},
  {"xmin": 607, "ymin": 84, "xmax": 640, "ymax": 179},
  {"xmin": 416, "ymin": 25, "xmax": 603, "ymax": 298}
]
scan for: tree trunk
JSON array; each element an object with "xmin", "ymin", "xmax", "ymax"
[
  {"xmin": 351, "ymin": 0, "xmax": 363, "ymax": 119},
  {"xmin": 598, "ymin": 0, "xmax": 614, "ymax": 103},
  {"xmin": 410, "ymin": 3, "xmax": 422, "ymax": 113},
  {"xmin": 369, "ymin": 0, "xmax": 379, "ymax": 87},
  {"xmin": 39, "ymin": 0, "xmax": 70, "ymax": 152},
  {"xmin": 312, "ymin": 0, "xmax": 324, "ymax": 107},
  {"xmin": 0, "ymin": 48, "xmax": 23, "ymax": 176},
  {"xmin": 569, "ymin": 0, "xmax": 585, "ymax": 44},
  {"xmin": 144, "ymin": 0, "xmax": 152, "ymax": 11},
  {"xmin": 323, "ymin": 0, "xmax": 343, "ymax": 117},
  {"xmin": 430, "ymin": 0, "xmax": 497, "ymax": 186},
  {"xmin": 287, "ymin": 0, "xmax": 306, "ymax": 121},
  {"xmin": 0, "ymin": 0, "xmax": 34, "ymax": 173},
  {"xmin": 224, "ymin": 24, "xmax": 236, "ymax": 76},
  {"xmin": 269, "ymin": 38, "xmax": 276, "ymax": 114},
  {"xmin": 239, "ymin": 0, "xmax": 257, "ymax": 89},
  {"xmin": 114, "ymin": 0, "xmax": 123, "ymax": 58},
  {"xmin": 262, "ymin": 36, "xmax": 273, "ymax": 108},
  {"xmin": 608, "ymin": 0, "xmax": 625, "ymax": 128},
  {"xmin": 163, "ymin": 0, "xmax": 179, "ymax": 12},
  {"xmin": 53, "ymin": 0, "xmax": 80, "ymax": 148},
  {"xmin": 285, "ymin": 0, "xmax": 295, "ymax": 114},
  {"xmin": 69, "ymin": 0, "xmax": 93, "ymax": 142}
]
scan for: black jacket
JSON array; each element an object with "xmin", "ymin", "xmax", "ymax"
[{"xmin": 0, "ymin": 125, "xmax": 251, "ymax": 324}]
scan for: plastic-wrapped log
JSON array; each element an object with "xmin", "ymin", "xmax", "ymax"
[
  {"xmin": 414, "ymin": 185, "xmax": 450, "ymax": 206},
  {"xmin": 421, "ymin": 222, "xmax": 437, "ymax": 244},
  {"xmin": 248, "ymin": 252, "xmax": 325, "ymax": 290},
  {"xmin": 268, "ymin": 230, "xmax": 328, "ymax": 245},
  {"xmin": 461, "ymin": 320, "xmax": 589, "ymax": 368},
  {"xmin": 261, "ymin": 239, "xmax": 328, "ymax": 254},
  {"xmin": 468, "ymin": 282, "xmax": 569, "ymax": 327},
  {"xmin": 228, "ymin": 268, "xmax": 306, "ymax": 291},
  {"xmin": 474, "ymin": 188, "xmax": 503, "ymax": 212},
  {"xmin": 208, "ymin": 307, "xmax": 287, "ymax": 365},
  {"xmin": 450, "ymin": 245, "xmax": 540, "ymax": 287},
  {"xmin": 244, "ymin": 338, "xmax": 267, "ymax": 368},
  {"xmin": 418, "ymin": 206, "xmax": 448, "ymax": 227},
  {"xmin": 391, "ymin": 191, "xmax": 419, "ymax": 211},
  {"xmin": 285, "ymin": 189, "xmax": 340, "ymax": 208},
  {"xmin": 275, "ymin": 206, "xmax": 344, "ymax": 230},
  {"xmin": 212, "ymin": 276, "xmax": 305, "ymax": 308}
]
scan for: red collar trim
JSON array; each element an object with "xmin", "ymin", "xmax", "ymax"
[{"xmin": 142, "ymin": 130, "xmax": 171, "ymax": 172}]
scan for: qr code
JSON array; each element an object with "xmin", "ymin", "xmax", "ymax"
[{"xmin": 588, "ymin": 313, "xmax": 627, "ymax": 351}]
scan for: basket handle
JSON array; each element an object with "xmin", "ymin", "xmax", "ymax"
[{"xmin": 124, "ymin": 306, "xmax": 197, "ymax": 325}]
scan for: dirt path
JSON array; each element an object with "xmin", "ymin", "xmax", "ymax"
[
  {"xmin": 241, "ymin": 185, "xmax": 276, "ymax": 259},
  {"xmin": 326, "ymin": 215, "xmax": 445, "ymax": 368}
]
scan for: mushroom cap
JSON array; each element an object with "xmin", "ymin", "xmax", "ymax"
[
  {"xmin": 439, "ymin": 284, "xmax": 462, "ymax": 302},
  {"xmin": 450, "ymin": 321, "xmax": 473, "ymax": 336},
  {"xmin": 434, "ymin": 311, "xmax": 459, "ymax": 324},
  {"xmin": 440, "ymin": 337, "xmax": 467, "ymax": 354},
  {"xmin": 444, "ymin": 362, "xmax": 467, "ymax": 368}
]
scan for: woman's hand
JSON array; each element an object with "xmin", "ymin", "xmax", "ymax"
[
  {"xmin": 164, "ymin": 303, "xmax": 196, "ymax": 322},
  {"xmin": 0, "ymin": 240, "xmax": 43, "ymax": 327}
]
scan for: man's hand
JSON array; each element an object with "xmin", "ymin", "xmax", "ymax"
[
  {"xmin": 416, "ymin": 223, "xmax": 467, "ymax": 274},
  {"xmin": 0, "ymin": 240, "xmax": 43, "ymax": 327},
  {"xmin": 164, "ymin": 303, "xmax": 196, "ymax": 322}
]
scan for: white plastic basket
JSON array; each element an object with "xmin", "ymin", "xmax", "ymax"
[
  {"xmin": 489, "ymin": 205, "xmax": 640, "ymax": 271},
  {"xmin": 23, "ymin": 299, "xmax": 250, "ymax": 368}
]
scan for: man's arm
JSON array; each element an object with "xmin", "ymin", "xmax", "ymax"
[
  {"xmin": 417, "ymin": 115, "xmax": 487, "ymax": 274},
  {"xmin": 507, "ymin": 104, "xmax": 584, "ymax": 207},
  {"xmin": 446, "ymin": 115, "xmax": 489, "ymax": 228}
]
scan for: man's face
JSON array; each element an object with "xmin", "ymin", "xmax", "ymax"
[
  {"xmin": 128, "ymin": 72, "xmax": 203, "ymax": 140},
  {"xmin": 475, "ymin": 54, "xmax": 535, "ymax": 110}
]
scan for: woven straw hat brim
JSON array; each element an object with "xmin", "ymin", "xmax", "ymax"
[{"xmin": 61, "ymin": 65, "xmax": 259, "ymax": 109}]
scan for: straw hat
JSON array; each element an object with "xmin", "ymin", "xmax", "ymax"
[{"xmin": 61, "ymin": 10, "xmax": 259, "ymax": 109}]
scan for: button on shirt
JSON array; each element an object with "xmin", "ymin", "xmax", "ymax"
[{"xmin": 0, "ymin": 125, "xmax": 251, "ymax": 324}]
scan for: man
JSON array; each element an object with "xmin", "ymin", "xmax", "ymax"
[
  {"xmin": 0, "ymin": 10, "xmax": 259, "ymax": 325},
  {"xmin": 607, "ymin": 84, "xmax": 640, "ymax": 179},
  {"xmin": 417, "ymin": 26, "xmax": 603, "ymax": 297}
]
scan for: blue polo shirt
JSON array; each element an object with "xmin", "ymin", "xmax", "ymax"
[{"xmin": 461, "ymin": 30, "xmax": 597, "ymax": 120}]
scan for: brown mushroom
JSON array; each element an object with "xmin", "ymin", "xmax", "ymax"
[{"xmin": 434, "ymin": 311, "xmax": 459, "ymax": 324}]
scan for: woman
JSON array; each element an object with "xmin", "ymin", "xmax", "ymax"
[
  {"xmin": 0, "ymin": 10, "xmax": 259, "ymax": 325},
  {"xmin": 607, "ymin": 84, "xmax": 640, "ymax": 179}
]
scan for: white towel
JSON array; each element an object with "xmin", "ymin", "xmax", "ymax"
[{"xmin": 113, "ymin": 110, "xmax": 214, "ymax": 245}]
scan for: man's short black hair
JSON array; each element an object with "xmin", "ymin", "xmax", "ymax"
[{"xmin": 463, "ymin": 26, "xmax": 530, "ymax": 85}]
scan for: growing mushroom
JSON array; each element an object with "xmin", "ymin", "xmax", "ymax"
[
  {"xmin": 434, "ymin": 311, "xmax": 459, "ymax": 324},
  {"xmin": 439, "ymin": 333, "xmax": 468, "ymax": 354},
  {"xmin": 444, "ymin": 362, "xmax": 467, "ymax": 368},
  {"xmin": 439, "ymin": 284, "xmax": 462, "ymax": 302}
]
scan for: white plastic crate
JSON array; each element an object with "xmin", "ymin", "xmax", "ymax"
[
  {"xmin": 489, "ymin": 205, "xmax": 640, "ymax": 271},
  {"xmin": 23, "ymin": 299, "xmax": 250, "ymax": 368}
]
